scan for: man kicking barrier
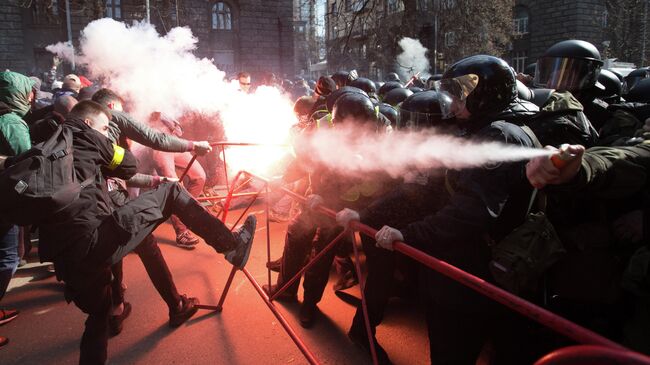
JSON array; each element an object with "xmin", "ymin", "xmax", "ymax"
[{"xmin": 14, "ymin": 101, "xmax": 256, "ymax": 365}]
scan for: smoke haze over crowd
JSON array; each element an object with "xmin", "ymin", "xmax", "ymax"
[{"xmin": 47, "ymin": 20, "xmax": 550, "ymax": 177}]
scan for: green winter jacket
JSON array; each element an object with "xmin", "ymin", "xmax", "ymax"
[{"xmin": 0, "ymin": 71, "xmax": 34, "ymax": 156}]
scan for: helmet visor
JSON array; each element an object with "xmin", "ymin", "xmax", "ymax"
[
  {"xmin": 534, "ymin": 57, "xmax": 601, "ymax": 92},
  {"xmin": 398, "ymin": 110, "xmax": 443, "ymax": 130},
  {"xmin": 434, "ymin": 74, "xmax": 479, "ymax": 119}
]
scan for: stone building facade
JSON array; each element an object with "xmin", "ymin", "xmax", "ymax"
[
  {"xmin": 511, "ymin": 0, "xmax": 608, "ymax": 72},
  {"xmin": 324, "ymin": 0, "xmax": 613, "ymax": 78},
  {"xmin": 0, "ymin": 0, "xmax": 295, "ymax": 80}
]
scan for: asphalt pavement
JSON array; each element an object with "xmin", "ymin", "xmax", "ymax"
[{"xmin": 1, "ymin": 206, "xmax": 429, "ymax": 364}]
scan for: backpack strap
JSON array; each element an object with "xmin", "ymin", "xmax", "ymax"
[
  {"xmin": 520, "ymin": 125, "xmax": 543, "ymax": 149},
  {"xmin": 520, "ymin": 125, "xmax": 547, "ymax": 214}
]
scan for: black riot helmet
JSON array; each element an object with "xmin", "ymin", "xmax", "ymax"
[
  {"xmin": 597, "ymin": 69, "xmax": 623, "ymax": 104},
  {"xmin": 378, "ymin": 81, "xmax": 404, "ymax": 99},
  {"xmin": 608, "ymin": 69, "xmax": 624, "ymax": 81},
  {"xmin": 534, "ymin": 40, "xmax": 603, "ymax": 93},
  {"xmin": 331, "ymin": 70, "xmax": 359, "ymax": 88},
  {"xmin": 378, "ymin": 103, "xmax": 398, "ymax": 127},
  {"xmin": 382, "ymin": 87, "xmax": 413, "ymax": 106},
  {"xmin": 625, "ymin": 78, "xmax": 650, "ymax": 103},
  {"xmin": 426, "ymin": 74, "xmax": 443, "ymax": 90},
  {"xmin": 331, "ymin": 93, "xmax": 379, "ymax": 127},
  {"xmin": 385, "ymin": 72, "xmax": 401, "ymax": 82},
  {"xmin": 436, "ymin": 55, "xmax": 517, "ymax": 121},
  {"xmin": 350, "ymin": 77, "xmax": 378, "ymax": 96},
  {"xmin": 314, "ymin": 76, "xmax": 337, "ymax": 97},
  {"xmin": 325, "ymin": 86, "xmax": 367, "ymax": 112},
  {"xmin": 408, "ymin": 86, "xmax": 424, "ymax": 93},
  {"xmin": 516, "ymin": 79, "xmax": 533, "ymax": 102},
  {"xmin": 293, "ymin": 96, "xmax": 314, "ymax": 117},
  {"xmin": 524, "ymin": 63, "xmax": 536, "ymax": 78},
  {"xmin": 399, "ymin": 90, "xmax": 445, "ymax": 130},
  {"xmin": 623, "ymin": 67, "xmax": 650, "ymax": 94}
]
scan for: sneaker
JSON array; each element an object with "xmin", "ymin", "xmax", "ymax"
[
  {"xmin": 169, "ymin": 295, "xmax": 199, "ymax": 328},
  {"xmin": 225, "ymin": 215, "xmax": 256, "ymax": 269},
  {"xmin": 109, "ymin": 302, "xmax": 132, "ymax": 337},
  {"xmin": 0, "ymin": 309, "xmax": 18, "ymax": 326},
  {"xmin": 266, "ymin": 257, "xmax": 282, "ymax": 272},
  {"xmin": 176, "ymin": 230, "xmax": 199, "ymax": 249},
  {"xmin": 348, "ymin": 324, "xmax": 393, "ymax": 365},
  {"xmin": 299, "ymin": 302, "xmax": 318, "ymax": 328},
  {"xmin": 262, "ymin": 284, "xmax": 297, "ymax": 302}
]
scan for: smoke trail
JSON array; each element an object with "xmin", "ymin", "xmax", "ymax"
[
  {"xmin": 300, "ymin": 126, "xmax": 553, "ymax": 177},
  {"xmin": 46, "ymin": 42, "xmax": 75, "ymax": 62},
  {"xmin": 396, "ymin": 37, "xmax": 431, "ymax": 82}
]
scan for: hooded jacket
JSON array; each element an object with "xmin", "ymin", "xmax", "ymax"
[
  {"xmin": 38, "ymin": 118, "xmax": 137, "ymax": 267},
  {"xmin": 0, "ymin": 71, "xmax": 34, "ymax": 156},
  {"xmin": 526, "ymin": 91, "xmax": 599, "ymax": 148}
]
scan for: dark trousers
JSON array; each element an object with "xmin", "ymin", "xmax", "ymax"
[
  {"xmin": 109, "ymin": 234, "xmax": 181, "ymax": 310},
  {"xmin": 68, "ymin": 182, "xmax": 236, "ymax": 365},
  {"xmin": 277, "ymin": 211, "xmax": 343, "ymax": 305},
  {"xmin": 351, "ymin": 183, "xmax": 442, "ymax": 334}
]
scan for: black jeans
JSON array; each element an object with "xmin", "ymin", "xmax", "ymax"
[
  {"xmin": 69, "ymin": 182, "xmax": 237, "ymax": 365},
  {"xmin": 109, "ymin": 234, "xmax": 181, "ymax": 310},
  {"xmin": 351, "ymin": 183, "xmax": 444, "ymax": 334},
  {"xmin": 276, "ymin": 211, "xmax": 343, "ymax": 305}
]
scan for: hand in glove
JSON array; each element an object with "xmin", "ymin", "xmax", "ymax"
[
  {"xmin": 305, "ymin": 194, "xmax": 324, "ymax": 211},
  {"xmin": 336, "ymin": 208, "xmax": 360, "ymax": 228},
  {"xmin": 193, "ymin": 141, "xmax": 213, "ymax": 156},
  {"xmin": 374, "ymin": 225, "xmax": 403, "ymax": 251}
]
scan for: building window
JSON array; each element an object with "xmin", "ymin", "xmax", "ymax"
[
  {"xmin": 387, "ymin": 0, "xmax": 401, "ymax": 13},
  {"xmin": 211, "ymin": 2, "xmax": 232, "ymax": 30},
  {"xmin": 444, "ymin": 31, "xmax": 456, "ymax": 47},
  {"xmin": 418, "ymin": 0, "xmax": 432, "ymax": 11},
  {"xmin": 51, "ymin": 0, "xmax": 59, "ymax": 16},
  {"xmin": 441, "ymin": 0, "xmax": 456, "ymax": 10},
  {"xmin": 106, "ymin": 0, "xmax": 122, "ymax": 19},
  {"xmin": 351, "ymin": 0, "xmax": 364, "ymax": 12},
  {"xmin": 512, "ymin": 51, "xmax": 527, "ymax": 73},
  {"xmin": 513, "ymin": 7, "xmax": 529, "ymax": 36}
]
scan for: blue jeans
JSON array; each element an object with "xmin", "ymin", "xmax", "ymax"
[{"xmin": 0, "ymin": 225, "xmax": 20, "ymax": 300}]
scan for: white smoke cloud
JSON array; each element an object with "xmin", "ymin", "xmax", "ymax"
[
  {"xmin": 48, "ymin": 18, "xmax": 296, "ymax": 175},
  {"xmin": 47, "ymin": 19, "xmax": 549, "ymax": 180},
  {"xmin": 45, "ymin": 41, "xmax": 75, "ymax": 61},
  {"xmin": 300, "ymin": 125, "xmax": 552, "ymax": 178},
  {"xmin": 396, "ymin": 37, "xmax": 431, "ymax": 83}
]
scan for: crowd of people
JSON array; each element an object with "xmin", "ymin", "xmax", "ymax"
[{"xmin": 1, "ymin": 38, "xmax": 650, "ymax": 365}]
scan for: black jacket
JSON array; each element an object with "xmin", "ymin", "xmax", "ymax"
[
  {"xmin": 109, "ymin": 110, "xmax": 192, "ymax": 152},
  {"xmin": 399, "ymin": 121, "xmax": 535, "ymax": 310},
  {"xmin": 38, "ymin": 118, "xmax": 137, "ymax": 266}
]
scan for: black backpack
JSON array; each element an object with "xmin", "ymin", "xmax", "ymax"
[{"xmin": 0, "ymin": 124, "xmax": 92, "ymax": 226}]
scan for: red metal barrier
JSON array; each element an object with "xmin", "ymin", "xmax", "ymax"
[
  {"xmin": 534, "ymin": 346, "xmax": 650, "ymax": 365},
  {"xmin": 179, "ymin": 142, "xmax": 650, "ymax": 365},
  {"xmin": 239, "ymin": 170, "xmax": 650, "ymax": 363}
]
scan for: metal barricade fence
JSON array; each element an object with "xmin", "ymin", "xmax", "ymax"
[{"xmin": 179, "ymin": 143, "xmax": 650, "ymax": 365}]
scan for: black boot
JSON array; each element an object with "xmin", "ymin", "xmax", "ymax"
[
  {"xmin": 348, "ymin": 321, "xmax": 393, "ymax": 365},
  {"xmin": 172, "ymin": 191, "xmax": 237, "ymax": 253}
]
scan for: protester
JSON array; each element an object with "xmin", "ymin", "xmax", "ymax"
[
  {"xmin": 2, "ymin": 100, "xmax": 257, "ymax": 364},
  {"xmin": 0, "ymin": 71, "xmax": 35, "ymax": 348}
]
